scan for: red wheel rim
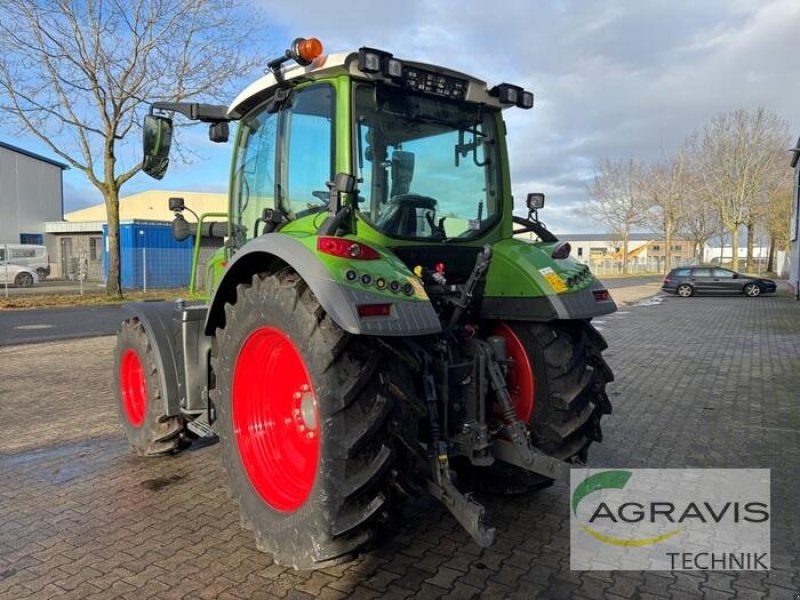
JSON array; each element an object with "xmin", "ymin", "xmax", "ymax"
[
  {"xmin": 493, "ymin": 323, "xmax": 535, "ymax": 422},
  {"xmin": 120, "ymin": 349, "xmax": 147, "ymax": 427},
  {"xmin": 232, "ymin": 327, "xmax": 319, "ymax": 512}
]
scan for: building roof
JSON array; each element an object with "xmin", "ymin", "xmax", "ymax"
[
  {"xmin": 45, "ymin": 221, "xmax": 105, "ymax": 234},
  {"xmin": 0, "ymin": 141, "xmax": 70, "ymax": 170},
  {"xmin": 65, "ymin": 190, "xmax": 227, "ymax": 222},
  {"xmin": 556, "ymin": 233, "xmax": 661, "ymax": 242}
]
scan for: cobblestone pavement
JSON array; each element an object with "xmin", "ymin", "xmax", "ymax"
[{"xmin": 1, "ymin": 291, "xmax": 798, "ymax": 599}]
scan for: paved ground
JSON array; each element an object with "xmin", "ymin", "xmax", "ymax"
[
  {"xmin": 0, "ymin": 292, "xmax": 799, "ymax": 599},
  {"xmin": 600, "ymin": 275, "xmax": 664, "ymax": 289}
]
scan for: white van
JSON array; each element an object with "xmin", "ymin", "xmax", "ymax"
[{"xmin": 0, "ymin": 244, "xmax": 50, "ymax": 279}]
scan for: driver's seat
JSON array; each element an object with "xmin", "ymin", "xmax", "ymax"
[{"xmin": 376, "ymin": 194, "xmax": 437, "ymax": 238}]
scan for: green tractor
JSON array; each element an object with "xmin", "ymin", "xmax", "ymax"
[{"xmin": 114, "ymin": 38, "xmax": 616, "ymax": 569}]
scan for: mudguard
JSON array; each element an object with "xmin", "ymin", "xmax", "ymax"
[
  {"xmin": 121, "ymin": 301, "xmax": 184, "ymax": 417},
  {"xmin": 204, "ymin": 234, "xmax": 442, "ymax": 337},
  {"xmin": 122, "ymin": 301, "xmax": 211, "ymax": 418}
]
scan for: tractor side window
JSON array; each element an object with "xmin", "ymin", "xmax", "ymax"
[
  {"xmin": 281, "ymin": 84, "xmax": 335, "ymax": 218},
  {"xmin": 233, "ymin": 108, "xmax": 278, "ymax": 244}
]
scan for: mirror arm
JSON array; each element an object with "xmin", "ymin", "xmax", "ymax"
[{"xmin": 151, "ymin": 102, "xmax": 231, "ymax": 123}]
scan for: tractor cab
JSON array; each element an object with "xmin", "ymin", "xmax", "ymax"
[{"xmin": 144, "ymin": 39, "xmax": 542, "ymax": 283}]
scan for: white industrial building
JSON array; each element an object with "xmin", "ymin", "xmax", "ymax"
[{"xmin": 0, "ymin": 141, "xmax": 67, "ymax": 244}]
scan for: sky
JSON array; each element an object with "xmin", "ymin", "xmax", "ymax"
[{"xmin": 2, "ymin": 0, "xmax": 799, "ymax": 233}]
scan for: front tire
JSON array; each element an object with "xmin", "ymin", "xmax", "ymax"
[
  {"xmin": 744, "ymin": 283, "xmax": 761, "ymax": 297},
  {"xmin": 113, "ymin": 318, "xmax": 187, "ymax": 455},
  {"xmin": 212, "ymin": 273, "xmax": 398, "ymax": 570}
]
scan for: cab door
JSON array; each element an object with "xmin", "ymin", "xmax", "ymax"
[{"xmin": 230, "ymin": 82, "xmax": 336, "ymax": 246}]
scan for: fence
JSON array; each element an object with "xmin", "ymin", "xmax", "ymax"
[
  {"xmin": 2, "ymin": 246, "xmax": 192, "ymax": 299},
  {"xmin": 124, "ymin": 247, "xmax": 194, "ymax": 291},
  {"xmin": 583, "ymin": 257, "xmax": 695, "ymax": 277}
]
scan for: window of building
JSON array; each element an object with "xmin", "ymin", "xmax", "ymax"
[
  {"xmin": 20, "ymin": 233, "xmax": 43, "ymax": 245},
  {"xmin": 651, "ymin": 244, "xmax": 661, "ymax": 251},
  {"xmin": 89, "ymin": 237, "xmax": 102, "ymax": 261},
  {"xmin": 577, "ymin": 247, "xmax": 583, "ymax": 257}
]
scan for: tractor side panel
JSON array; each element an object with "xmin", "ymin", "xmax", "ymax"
[
  {"xmin": 204, "ymin": 233, "xmax": 442, "ymax": 337},
  {"xmin": 482, "ymin": 239, "xmax": 617, "ymax": 321}
]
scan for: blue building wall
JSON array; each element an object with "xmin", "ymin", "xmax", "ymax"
[{"xmin": 103, "ymin": 221, "xmax": 194, "ymax": 289}]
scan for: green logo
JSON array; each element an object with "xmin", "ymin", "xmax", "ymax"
[{"xmin": 572, "ymin": 470, "xmax": 683, "ymax": 547}]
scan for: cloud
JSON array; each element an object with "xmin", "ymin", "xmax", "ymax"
[{"xmin": 256, "ymin": 0, "xmax": 800, "ymax": 233}]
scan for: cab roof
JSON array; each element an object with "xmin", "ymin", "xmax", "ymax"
[{"xmin": 228, "ymin": 51, "xmax": 510, "ymax": 119}]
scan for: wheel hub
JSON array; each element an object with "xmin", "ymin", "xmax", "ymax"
[
  {"xmin": 232, "ymin": 327, "xmax": 319, "ymax": 512},
  {"xmin": 119, "ymin": 349, "xmax": 147, "ymax": 428}
]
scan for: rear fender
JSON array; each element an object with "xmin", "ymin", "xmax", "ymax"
[{"xmin": 204, "ymin": 234, "xmax": 441, "ymax": 337}]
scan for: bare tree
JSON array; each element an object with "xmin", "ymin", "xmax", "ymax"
[
  {"xmin": 0, "ymin": 0, "xmax": 264, "ymax": 297},
  {"xmin": 644, "ymin": 147, "xmax": 690, "ymax": 274},
  {"xmin": 693, "ymin": 108, "xmax": 789, "ymax": 271},
  {"xmin": 763, "ymin": 181, "xmax": 793, "ymax": 273},
  {"xmin": 681, "ymin": 192, "xmax": 721, "ymax": 263},
  {"xmin": 588, "ymin": 158, "xmax": 648, "ymax": 274}
]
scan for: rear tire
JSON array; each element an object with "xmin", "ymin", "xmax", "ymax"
[
  {"xmin": 212, "ymin": 272, "xmax": 398, "ymax": 570},
  {"xmin": 113, "ymin": 318, "xmax": 187, "ymax": 456},
  {"xmin": 677, "ymin": 284, "xmax": 693, "ymax": 297},
  {"xmin": 473, "ymin": 320, "xmax": 613, "ymax": 493},
  {"xmin": 14, "ymin": 272, "xmax": 34, "ymax": 287}
]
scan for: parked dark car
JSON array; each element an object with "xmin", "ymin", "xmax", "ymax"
[{"xmin": 662, "ymin": 266, "xmax": 777, "ymax": 298}]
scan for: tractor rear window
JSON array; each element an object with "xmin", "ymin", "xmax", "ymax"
[{"xmin": 353, "ymin": 83, "xmax": 501, "ymax": 241}]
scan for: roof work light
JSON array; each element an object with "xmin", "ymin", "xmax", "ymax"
[
  {"xmin": 489, "ymin": 83, "xmax": 534, "ymax": 109},
  {"xmin": 267, "ymin": 37, "xmax": 324, "ymax": 75}
]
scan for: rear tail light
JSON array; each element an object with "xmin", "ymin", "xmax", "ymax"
[
  {"xmin": 357, "ymin": 303, "xmax": 392, "ymax": 317},
  {"xmin": 317, "ymin": 236, "xmax": 380, "ymax": 260},
  {"xmin": 663, "ymin": 277, "xmax": 671, "ymax": 284},
  {"xmin": 593, "ymin": 289, "xmax": 611, "ymax": 302}
]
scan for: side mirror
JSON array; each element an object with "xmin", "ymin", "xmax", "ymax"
[
  {"xmin": 527, "ymin": 192, "xmax": 545, "ymax": 210},
  {"xmin": 142, "ymin": 114, "xmax": 173, "ymax": 180}
]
